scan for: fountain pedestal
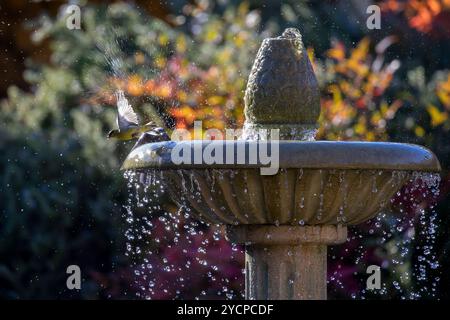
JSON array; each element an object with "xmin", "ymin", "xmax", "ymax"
[{"xmin": 226, "ymin": 225, "xmax": 347, "ymax": 299}]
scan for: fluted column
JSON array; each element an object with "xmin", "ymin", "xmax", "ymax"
[{"xmin": 226, "ymin": 225, "xmax": 347, "ymax": 300}]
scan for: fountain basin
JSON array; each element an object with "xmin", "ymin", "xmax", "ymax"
[{"xmin": 122, "ymin": 140, "xmax": 440, "ymax": 226}]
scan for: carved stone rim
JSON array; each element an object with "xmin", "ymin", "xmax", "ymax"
[{"xmin": 121, "ymin": 140, "xmax": 441, "ymax": 172}]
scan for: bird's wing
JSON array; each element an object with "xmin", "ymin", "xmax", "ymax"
[{"xmin": 116, "ymin": 90, "xmax": 139, "ymax": 130}]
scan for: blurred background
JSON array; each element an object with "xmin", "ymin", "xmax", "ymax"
[{"xmin": 0, "ymin": 0, "xmax": 449, "ymax": 299}]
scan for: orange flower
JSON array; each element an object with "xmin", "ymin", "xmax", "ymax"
[
  {"xmin": 127, "ymin": 75, "xmax": 144, "ymax": 96},
  {"xmin": 156, "ymin": 83, "xmax": 172, "ymax": 98},
  {"xmin": 383, "ymin": 0, "xmax": 450, "ymax": 33},
  {"xmin": 327, "ymin": 42, "xmax": 346, "ymax": 61},
  {"xmin": 144, "ymin": 79, "xmax": 156, "ymax": 94}
]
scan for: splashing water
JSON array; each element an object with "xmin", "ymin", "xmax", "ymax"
[
  {"xmin": 328, "ymin": 171, "xmax": 441, "ymax": 299},
  {"xmin": 124, "ymin": 165, "xmax": 441, "ymax": 300},
  {"xmin": 123, "ymin": 170, "xmax": 244, "ymax": 300},
  {"xmin": 241, "ymin": 123, "xmax": 317, "ymax": 141}
]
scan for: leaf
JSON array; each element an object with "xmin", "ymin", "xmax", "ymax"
[
  {"xmin": 427, "ymin": 104, "xmax": 448, "ymax": 126},
  {"xmin": 326, "ymin": 42, "xmax": 345, "ymax": 61}
]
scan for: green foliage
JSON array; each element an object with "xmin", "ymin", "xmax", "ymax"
[
  {"xmin": 0, "ymin": 1, "xmax": 268, "ymax": 299},
  {"xmin": 0, "ymin": 84, "xmax": 128, "ymax": 298},
  {"xmin": 0, "ymin": 4, "xmax": 140, "ymax": 299}
]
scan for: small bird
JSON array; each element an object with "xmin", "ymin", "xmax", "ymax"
[
  {"xmin": 131, "ymin": 127, "xmax": 171, "ymax": 151},
  {"xmin": 108, "ymin": 90, "xmax": 171, "ymax": 146},
  {"xmin": 107, "ymin": 90, "xmax": 156, "ymax": 140}
]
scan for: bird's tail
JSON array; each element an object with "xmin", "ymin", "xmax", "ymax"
[{"xmin": 107, "ymin": 129, "xmax": 117, "ymax": 139}]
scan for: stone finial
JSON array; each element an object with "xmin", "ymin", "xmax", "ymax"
[{"xmin": 243, "ymin": 28, "xmax": 320, "ymax": 140}]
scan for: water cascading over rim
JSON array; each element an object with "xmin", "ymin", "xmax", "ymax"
[{"xmin": 121, "ymin": 28, "xmax": 441, "ymax": 300}]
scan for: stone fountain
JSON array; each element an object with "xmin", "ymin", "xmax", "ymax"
[{"xmin": 121, "ymin": 29, "xmax": 441, "ymax": 299}]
